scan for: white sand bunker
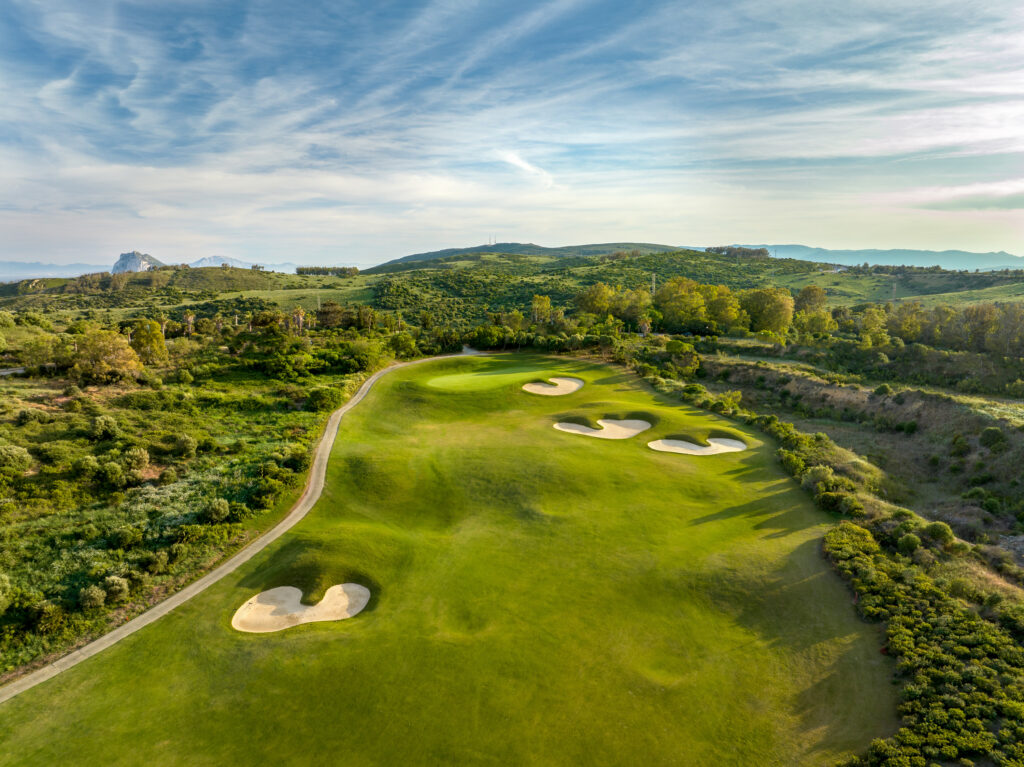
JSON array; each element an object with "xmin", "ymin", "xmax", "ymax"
[
  {"xmin": 648, "ymin": 437, "xmax": 748, "ymax": 455},
  {"xmin": 231, "ymin": 583, "xmax": 370, "ymax": 633},
  {"xmin": 554, "ymin": 418, "xmax": 652, "ymax": 439},
  {"xmin": 522, "ymin": 377, "xmax": 585, "ymax": 396}
]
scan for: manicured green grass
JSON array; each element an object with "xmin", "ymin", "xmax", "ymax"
[{"xmin": 0, "ymin": 354, "xmax": 896, "ymax": 766}]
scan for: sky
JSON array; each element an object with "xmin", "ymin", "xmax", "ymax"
[{"xmin": 0, "ymin": 0, "xmax": 1023, "ymax": 268}]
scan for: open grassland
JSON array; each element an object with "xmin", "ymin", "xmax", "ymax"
[{"xmin": 0, "ymin": 355, "xmax": 895, "ymax": 766}]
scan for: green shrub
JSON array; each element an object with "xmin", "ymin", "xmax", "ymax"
[
  {"xmin": 950, "ymin": 433, "xmax": 970, "ymax": 457},
  {"xmin": 90, "ymin": 415, "xmax": 120, "ymax": 440},
  {"xmin": 202, "ymin": 498, "xmax": 230, "ymax": 524},
  {"xmin": 15, "ymin": 408, "xmax": 50, "ymax": 426},
  {"xmin": 175, "ymin": 369, "xmax": 194, "ymax": 385},
  {"xmin": 0, "ymin": 444, "xmax": 32, "ymax": 473},
  {"xmin": 228, "ymin": 501, "xmax": 255, "ymax": 522},
  {"xmin": 923, "ymin": 521, "xmax": 955, "ymax": 545},
  {"xmin": 800, "ymin": 465, "xmax": 835, "ymax": 492},
  {"xmin": 159, "ymin": 467, "xmax": 178, "ymax": 485},
  {"xmin": 139, "ymin": 550, "xmax": 168, "ymax": 574},
  {"xmin": 101, "ymin": 461, "xmax": 125, "ymax": 488},
  {"xmin": 32, "ymin": 601, "xmax": 66, "ymax": 634},
  {"xmin": 176, "ymin": 434, "xmax": 198, "ymax": 459},
  {"xmin": 898, "ymin": 533, "xmax": 921, "ymax": 554},
  {"xmin": 776, "ymin": 449, "xmax": 804, "ymax": 476},
  {"xmin": 103, "ymin": 575, "xmax": 130, "ymax": 602},
  {"xmin": 108, "ymin": 526, "xmax": 142, "ymax": 549},
  {"xmin": 122, "ymin": 446, "xmax": 150, "ymax": 472},
  {"xmin": 307, "ymin": 387, "xmax": 344, "ymax": 412},
  {"xmin": 873, "ymin": 383, "xmax": 894, "ymax": 396},
  {"xmin": 168, "ymin": 542, "xmax": 188, "ymax": 562},
  {"xmin": 980, "ymin": 426, "xmax": 1006, "ymax": 449},
  {"xmin": 78, "ymin": 584, "xmax": 106, "ymax": 610},
  {"xmin": 0, "ymin": 311, "xmax": 14, "ymax": 328},
  {"xmin": 72, "ymin": 455, "xmax": 100, "ymax": 478}
]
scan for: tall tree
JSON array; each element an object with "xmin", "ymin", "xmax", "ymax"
[
  {"xmin": 131, "ymin": 319, "xmax": 168, "ymax": 365},
  {"xmin": 794, "ymin": 284, "xmax": 827, "ymax": 313},
  {"xmin": 654, "ymin": 277, "xmax": 706, "ymax": 331},
  {"xmin": 739, "ymin": 288, "xmax": 794, "ymax": 335},
  {"xmin": 531, "ymin": 295, "xmax": 552, "ymax": 323}
]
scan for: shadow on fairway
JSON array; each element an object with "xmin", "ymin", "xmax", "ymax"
[{"xmin": 687, "ymin": 492, "xmax": 812, "ymax": 537}]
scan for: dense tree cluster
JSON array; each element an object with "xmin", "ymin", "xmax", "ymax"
[{"xmin": 295, "ymin": 266, "xmax": 359, "ymax": 277}]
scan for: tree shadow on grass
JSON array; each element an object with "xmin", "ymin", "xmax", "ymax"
[
  {"xmin": 591, "ymin": 372, "xmax": 638, "ymax": 390},
  {"xmin": 687, "ymin": 488, "xmax": 816, "ymax": 538},
  {"xmin": 660, "ymin": 538, "xmax": 896, "ymax": 754}
]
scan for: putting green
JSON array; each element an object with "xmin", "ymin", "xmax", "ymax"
[
  {"xmin": 425, "ymin": 358, "xmax": 590, "ymax": 391},
  {"xmin": 0, "ymin": 354, "xmax": 896, "ymax": 766}
]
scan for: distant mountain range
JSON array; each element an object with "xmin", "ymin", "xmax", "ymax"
[{"xmin": 748, "ymin": 244, "xmax": 1024, "ymax": 271}]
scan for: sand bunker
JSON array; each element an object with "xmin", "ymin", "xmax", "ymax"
[
  {"xmin": 522, "ymin": 377, "xmax": 585, "ymax": 396},
  {"xmin": 231, "ymin": 583, "xmax": 370, "ymax": 633},
  {"xmin": 554, "ymin": 418, "xmax": 652, "ymax": 439},
  {"xmin": 648, "ymin": 437, "xmax": 748, "ymax": 455}
]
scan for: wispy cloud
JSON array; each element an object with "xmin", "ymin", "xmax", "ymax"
[{"xmin": 0, "ymin": 0, "xmax": 1022, "ymax": 267}]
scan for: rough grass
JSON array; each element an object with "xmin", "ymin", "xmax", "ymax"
[{"xmin": 0, "ymin": 354, "xmax": 896, "ymax": 766}]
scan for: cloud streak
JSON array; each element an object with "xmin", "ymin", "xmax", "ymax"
[{"xmin": 0, "ymin": 0, "xmax": 1022, "ymax": 267}]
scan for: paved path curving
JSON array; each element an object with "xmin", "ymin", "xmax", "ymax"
[{"xmin": 0, "ymin": 349, "xmax": 478, "ymax": 705}]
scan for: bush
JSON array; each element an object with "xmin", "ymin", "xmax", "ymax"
[
  {"xmin": 923, "ymin": 521, "xmax": 955, "ymax": 545},
  {"xmin": 78, "ymin": 584, "xmax": 106, "ymax": 610},
  {"xmin": 202, "ymin": 498, "xmax": 230, "ymax": 524},
  {"xmin": 122, "ymin": 446, "xmax": 150, "ymax": 472},
  {"xmin": 159, "ymin": 467, "xmax": 178, "ymax": 485},
  {"xmin": 873, "ymin": 383, "xmax": 894, "ymax": 396},
  {"xmin": 72, "ymin": 454, "xmax": 100, "ymax": 478},
  {"xmin": 90, "ymin": 415, "xmax": 120, "ymax": 440},
  {"xmin": 168, "ymin": 542, "xmax": 188, "ymax": 563},
  {"xmin": 32, "ymin": 601, "xmax": 66, "ymax": 634},
  {"xmin": 800, "ymin": 465, "xmax": 835, "ymax": 493},
  {"xmin": 139, "ymin": 550, "xmax": 169, "ymax": 574},
  {"xmin": 103, "ymin": 575, "xmax": 130, "ymax": 602},
  {"xmin": 950, "ymin": 433, "xmax": 970, "ymax": 457},
  {"xmin": 777, "ymin": 449, "xmax": 805, "ymax": 476},
  {"xmin": 898, "ymin": 533, "xmax": 921, "ymax": 554},
  {"xmin": 0, "ymin": 444, "xmax": 32, "ymax": 473},
  {"xmin": 307, "ymin": 387, "xmax": 344, "ymax": 412},
  {"xmin": 176, "ymin": 434, "xmax": 198, "ymax": 459},
  {"xmin": 100, "ymin": 461, "xmax": 125, "ymax": 488},
  {"xmin": 108, "ymin": 526, "xmax": 142, "ymax": 549},
  {"xmin": 228, "ymin": 501, "xmax": 255, "ymax": 522},
  {"xmin": 175, "ymin": 369, "xmax": 194, "ymax": 385},
  {"xmin": 16, "ymin": 408, "xmax": 49, "ymax": 426},
  {"xmin": 980, "ymin": 426, "xmax": 1006, "ymax": 449}
]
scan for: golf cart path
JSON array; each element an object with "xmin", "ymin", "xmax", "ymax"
[{"xmin": 0, "ymin": 349, "xmax": 479, "ymax": 705}]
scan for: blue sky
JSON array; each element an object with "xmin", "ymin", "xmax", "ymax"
[{"xmin": 0, "ymin": 0, "xmax": 1022, "ymax": 267}]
